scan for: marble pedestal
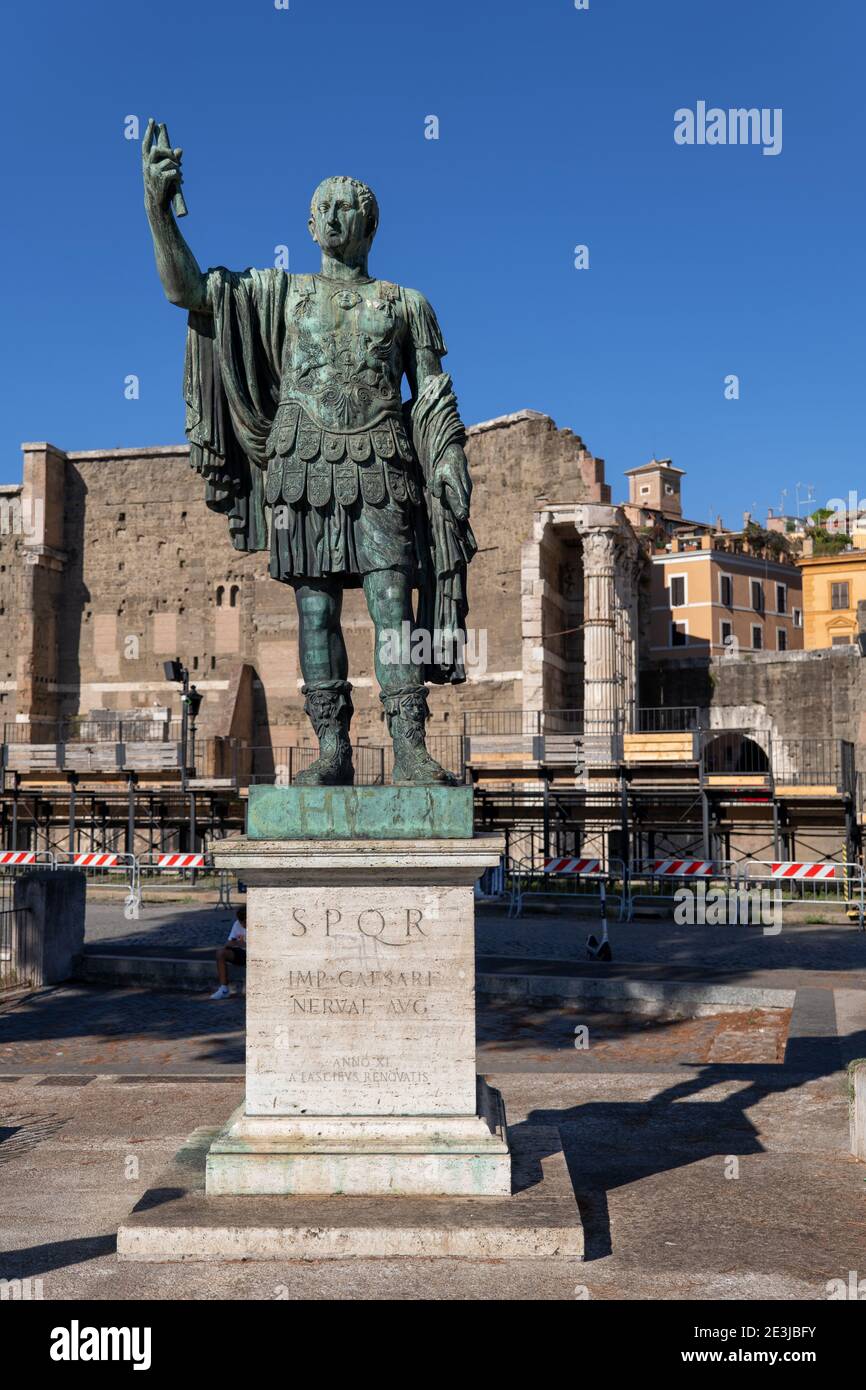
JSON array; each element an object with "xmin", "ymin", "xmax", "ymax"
[{"xmin": 206, "ymin": 829, "xmax": 510, "ymax": 1197}]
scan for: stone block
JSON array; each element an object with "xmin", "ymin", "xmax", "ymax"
[
  {"xmin": 117, "ymin": 1121, "xmax": 583, "ymax": 1261},
  {"xmin": 246, "ymin": 784, "xmax": 474, "ymax": 840},
  {"xmin": 209, "ymin": 832, "xmax": 507, "ymax": 1195},
  {"xmin": 12, "ymin": 869, "xmax": 85, "ymax": 986}
]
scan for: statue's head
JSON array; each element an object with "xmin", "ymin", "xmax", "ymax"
[{"xmin": 308, "ymin": 176, "xmax": 379, "ymax": 260}]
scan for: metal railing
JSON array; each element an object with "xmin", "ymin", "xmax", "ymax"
[
  {"xmin": 462, "ymin": 709, "xmax": 590, "ymax": 737},
  {"xmin": 634, "ymin": 706, "xmax": 699, "ymax": 733},
  {"xmin": 0, "ymin": 867, "xmax": 40, "ymax": 990},
  {"xmin": 507, "ymin": 855, "xmax": 630, "ymax": 921},
  {"xmin": 699, "ymin": 733, "xmax": 854, "ymax": 790},
  {"xmin": 3, "ymin": 718, "xmax": 183, "ymax": 744},
  {"xmin": 740, "ymin": 859, "xmax": 864, "ymax": 927},
  {"xmin": 772, "ymin": 738, "xmax": 854, "ymax": 794}
]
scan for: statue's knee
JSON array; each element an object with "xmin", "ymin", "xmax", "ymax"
[{"xmin": 297, "ymin": 590, "xmax": 338, "ymax": 632}]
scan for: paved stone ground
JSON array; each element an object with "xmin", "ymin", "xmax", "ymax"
[
  {"xmin": 0, "ymin": 985, "xmax": 790, "ymax": 1075},
  {"xmin": 0, "ymin": 899, "xmax": 860, "ymax": 1299},
  {"xmin": 0, "ymin": 1067, "xmax": 862, "ymax": 1300}
]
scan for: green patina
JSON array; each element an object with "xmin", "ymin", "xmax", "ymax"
[
  {"xmin": 247, "ymin": 784, "xmax": 474, "ymax": 841},
  {"xmin": 143, "ymin": 121, "xmax": 477, "ymax": 795}
]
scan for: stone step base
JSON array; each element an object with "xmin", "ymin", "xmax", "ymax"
[
  {"xmin": 117, "ymin": 1123, "xmax": 583, "ymax": 1262},
  {"xmin": 205, "ymin": 1078, "xmax": 510, "ymax": 1196}
]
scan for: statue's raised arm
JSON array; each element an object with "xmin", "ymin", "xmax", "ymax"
[{"xmin": 142, "ymin": 119, "xmax": 208, "ymax": 313}]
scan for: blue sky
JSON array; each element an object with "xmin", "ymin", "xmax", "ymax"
[{"xmin": 2, "ymin": 0, "xmax": 863, "ymax": 524}]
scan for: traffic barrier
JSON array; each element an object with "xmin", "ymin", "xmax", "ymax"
[
  {"xmin": 646, "ymin": 859, "xmax": 715, "ymax": 877},
  {"xmin": 741, "ymin": 858, "xmax": 864, "ymax": 929},
  {"xmin": 56, "ymin": 850, "xmax": 140, "ymax": 919},
  {"xmin": 66, "ymin": 851, "xmax": 125, "ymax": 868},
  {"xmin": 137, "ymin": 850, "xmax": 214, "ymax": 912},
  {"xmin": 627, "ymin": 858, "xmax": 740, "ymax": 918},
  {"xmin": 543, "ymin": 856, "xmax": 601, "ymax": 875},
  {"xmin": 139, "ymin": 851, "xmax": 211, "ymax": 871},
  {"xmin": 508, "ymin": 856, "xmax": 628, "ymax": 921},
  {"xmin": 0, "ymin": 850, "xmax": 54, "ymax": 867},
  {"xmin": 147, "ymin": 852, "xmax": 207, "ymax": 870},
  {"xmin": 767, "ymin": 861, "xmax": 840, "ymax": 880}
]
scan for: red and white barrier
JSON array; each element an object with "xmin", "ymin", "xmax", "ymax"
[
  {"xmin": 0, "ymin": 850, "xmax": 37, "ymax": 865},
  {"xmin": 649, "ymin": 859, "xmax": 715, "ymax": 877},
  {"xmin": 543, "ymin": 856, "xmax": 601, "ymax": 875},
  {"xmin": 769, "ymin": 862, "xmax": 839, "ymax": 880},
  {"xmin": 68, "ymin": 852, "xmax": 122, "ymax": 868},
  {"xmin": 152, "ymin": 852, "xmax": 206, "ymax": 869}
]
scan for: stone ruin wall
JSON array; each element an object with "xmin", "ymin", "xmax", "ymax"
[{"xmin": 3, "ymin": 412, "xmax": 610, "ymax": 755}]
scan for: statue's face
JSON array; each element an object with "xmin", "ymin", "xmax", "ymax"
[{"xmin": 309, "ymin": 180, "xmax": 373, "ymax": 259}]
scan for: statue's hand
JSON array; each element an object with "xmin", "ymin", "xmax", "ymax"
[
  {"xmin": 142, "ymin": 118, "xmax": 183, "ymax": 215},
  {"xmin": 431, "ymin": 444, "xmax": 472, "ymax": 522}
]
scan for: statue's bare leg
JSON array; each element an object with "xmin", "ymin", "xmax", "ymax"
[
  {"xmin": 363, "ymin": 567, "xmax": 456, "ymax": 786},
  {"xmin": 292, "ymin": 579, "xmax": 354, "ymax": 786}
]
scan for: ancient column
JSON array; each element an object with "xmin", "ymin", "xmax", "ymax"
[{"xmin": 581, "ymin": 529, "xmax": 621, "ymax": 759}]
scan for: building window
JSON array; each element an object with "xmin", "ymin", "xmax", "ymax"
[
  {"xmin": 671, "ymin": 621, "xmax": 688, "ymax": 647},
  {"xmin": 832, "ymin": 634, "xmax": 853, "ymax": 647},
  {"xmin": 752, "ymin": 625, "xmax": 763, "ymax": 651},
  {"xmin": 669, "ymin": 575, "xmax": 687, "ymax": 607},
  {"xmin": 793, "ymin": 608, "xmax": 802, "ymax": 628},
  {"xmin": 719, "ymin": 574, "xmax": 733, "ymax": 607},
  {"xmin": 831, "ymin": 581, "xmax": 850, "ymax": 610},
  {"xmin": 216, "ymin": 586, "xmax": 224, "ymax": 608},
  {"xmin": 750, "ymin": 579, "xmax": 764, "ymax": 614},
  {"xmin": 777, "ymin": 628, "xmax": 787, "ymax": 652},
  {"xmin": 664, "ymin": 482, "xmax": 675, "ymax": 496},
  {"xmin": 776, "ymin": 583, "xmax": 787, "ymax": 614},
  {"xmin": 640, "ymin": 484, "xmax": 651, "ymax": 496},
  {"xmin": 720, "ymin": 619, "xmax": 733, "ymax": 648},
  {"xmin": 230, "ymin": 585, "xmax": 240, "ymax": 608}
]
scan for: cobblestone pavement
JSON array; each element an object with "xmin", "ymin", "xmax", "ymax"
[
  {"xmin": 85, "ymin": 901, "xmax": 234, "ymax": 955},
  {"xmin": 0, "ymin": 986, "xmax": 245, "ymax": 1074}
]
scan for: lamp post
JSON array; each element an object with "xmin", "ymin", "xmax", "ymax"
[{"xmin": 164, "ymin": 659, "xmax": 204, "ymax": 856}]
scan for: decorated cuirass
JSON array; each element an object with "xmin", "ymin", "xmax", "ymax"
[{"xmin": 265, "ymin": 274, "xmax": 422, "ymax": 510}]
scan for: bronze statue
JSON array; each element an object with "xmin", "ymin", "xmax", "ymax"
[{"xmin": 143, "ymin": 121, "xmax": 475, "ymax": 786}]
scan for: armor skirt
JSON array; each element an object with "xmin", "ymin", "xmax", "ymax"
[
  {"xmin": 268, "ymin": 487, "xmax": 424, "ymax": 586},
  {"xmin": 265, "ymin": 407, "xmax": 426, "ymax": 586}
]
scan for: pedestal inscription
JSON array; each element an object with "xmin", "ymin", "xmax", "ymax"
[{"xmin": 248, "ymin": 881, "xmax": 476, "ymax": 1115}]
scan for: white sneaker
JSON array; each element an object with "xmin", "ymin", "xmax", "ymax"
[{"xmin": 209, "ymin": 985, "xmax": 230, "ymax": 1000}]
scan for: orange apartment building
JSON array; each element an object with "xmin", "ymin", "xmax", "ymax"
[
  {"xmin": 649, "ymin": 532, "xmax": 804, "ymax": 658},
  {"xmin": 797, "ymin": 533, "xmax": 866, "ymax": 648}
]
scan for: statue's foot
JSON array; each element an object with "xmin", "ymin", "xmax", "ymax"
[
  {"xmin": 294, "ymin": 753, "xmax": 354, "ymax": 787},
  {"xmin": 391, "ymin": 752, "xmax": 458, "ymax": 787}
]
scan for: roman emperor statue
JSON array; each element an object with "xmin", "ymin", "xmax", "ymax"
[{"xmin": 142, "ymin": 121, "xmax": 475, "ymax": 786}]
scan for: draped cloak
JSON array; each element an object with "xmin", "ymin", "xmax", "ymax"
[{"xmin": 183, "ymin": 267, "xmax": 476, "ymax": 682}]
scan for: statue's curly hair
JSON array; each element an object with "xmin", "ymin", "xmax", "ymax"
[{"xmin": 310, "ymin": 176, "xmax": 379, "ymax": 241}]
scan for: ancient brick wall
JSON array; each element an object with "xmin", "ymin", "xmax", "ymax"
[{"xmin": 9, "ymin": 411, "xmax": 609, "ymax": 755}]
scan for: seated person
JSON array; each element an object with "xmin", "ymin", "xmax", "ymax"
[{"xmin": 211, "ymin": 905, "xmax": 247, "ymax": 1000}]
